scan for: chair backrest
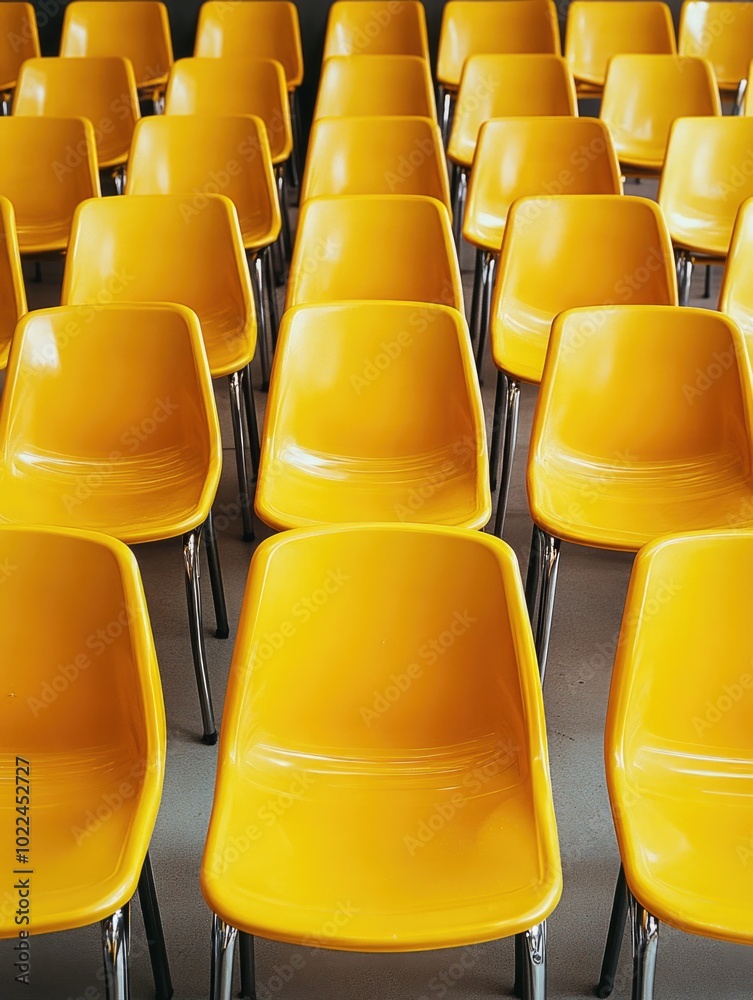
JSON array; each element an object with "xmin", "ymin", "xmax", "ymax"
[
  {"xmin": 322, "ymin": 0, "xmax": 429, "ymax": 60},
  {"xmin": 13, "ymin": 56, "xmax": 139, "ymax": 168},
  {"xmin": 491, "ymin": 195, "xmax": 677, "ymax": 384},
  {"xmin": 314, "ymin": 54, "xmax": 436, "ymax": 118},
  {"xmin": 0, "ymin": 116, "xmax": 100, "ymax": 256},
  {"xmin": 256, "ymin": 301, "xmax": 488, "ymax": 529},
  {"xmin": 462, "ymin": 117, "xmax": 622, "ymax": 253},
  {"xmin": 608, "ymin": 530, "xmax": 753, "ymax": 798},
  {"xmin": 0, "ymin": 2, "xmax": 40, "ymax": 91},
  {"xmin": 286, "ymin": 195, "xmax": 463, "ymax": 310},
  {"xmin": 448, "ymin": 54, "xmax": 577, "ymax": 167},
  {"xmin": 194, "ymin": 1, "xmax": 303, "ymax": 89},
  {"xmin": 0, "ymin": 522, "xmax": 164, "ymax": 772},
  {"xmin": 61, "ymin": 194, "xmax": 255, "ymax": 378},
  {"xmin": 127, "ymin": 114, "xmax": 281, "ymax": 251},
  {"xmin": 679, "ymin": 0, "xmax": 753, "ymax": 90},
  {"xmin": 601, "ymin": 54, "xmax": 720, "ymax": 170},
  {"xmin": 718, "ymin": 197, "xmax": 753, "ymax": 353},
  {"xmin": 530, "ymin": 305, "xmax": 753, "ymax": 481},
  {"xmin": 302, "ymin": 116, "xmax": 450, "ymax": 208},
  {"xmin": 0, "ymin": 196, "xmax": 26, "ymax": 370},
  {"xmin": 164, "ymin": 57, "xmax": 292, "ymax": 163},
  {"xmin": 659, "ymin": 116, "xmax": 753, "ymax": 258},
  {"xmin": 437, "ymin": 0, "xmax": 561, "ymax": 88},
  {"xmin": 60, "ymin": 1, "xmax": 173, "ymax": 89},
  {"xmin": 224, "ymin": 523, "xmax": 546, "ymax": 759},
  {"xmin": 565, "ymin": 1, "xmax": 676, "ymax": 87}
]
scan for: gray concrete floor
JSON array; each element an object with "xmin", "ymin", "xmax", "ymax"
[{"xmin": 3, "ymin": 177, "xmax": 753, "ymax": 998}]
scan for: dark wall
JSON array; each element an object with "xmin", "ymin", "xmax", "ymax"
[{"xmin": 29, "ymin": 0, "xmax": 686, "ymax": 128}]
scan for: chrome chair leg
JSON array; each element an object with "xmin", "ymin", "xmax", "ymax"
[
  {"xmin": 239, "ymin": 932, "xmax": 257, "ymax": 1000},
  {"xmin": 289, "ymin": 90, "xmax": 304, "ymax": 191},
  {"xmin": 210, "ymin": 915, "xmax": 238, "ymax": 1000},
  {"xmin": 250, "ymin": 251, "xmax": 272, "ymax": 391},
  {"xmin": 475, "ymin": 252, "xmax": 496, "ymax": 376},
  {"xmin": 489, "ymin": 370, "xmax": 506, "ymax": 493},
  {"xmin": 272, "ymin": 233, "xmax": 286, "ymax": 286},
  {"xmin": 113, "ymin": 165, "xmax": 127, "ymax": 195},
  {"xmin": 630, "ymin": 896, "xmax": 659, "ymax": 1000},
  {"xmin": 264, "ymin": 246, "xmax": 280, "ymax": 350},
  {"xmin": 183, "ymin": 524, "xmax": 218, "ymax": 744},
  {"xmin": 735, "ymin": 77, "xmax": 747, "ymax": 115},
  {"xmin": 595, "ymin": 864, "xmax": 629, "ymax": 998},
  {"xmin": 439, "ymin": 85, "xmax": 453, "ymax": 146},
  {"xmin": 524, "ymin": 923, "xmax": 546, "ymax": 1000},
  {"xmin": 469, "ymin": 248, "xmax": 485, "ymax": 353},
  {"xmin": 137, "ymin": 852, "xmax": 173, "ymax": 1000},
  {"xmin": 493, "ymin": 376, "xmax": 520, "ymax": 538},
  {"xmin": 228, "ymin": 371, "xmax": 255, "ymax": 542},
  {"xmin": 703, "ymin": 264, "xmax": 711, "ymax": 299},
  {"xmin": 242, "ymin": 364, "xmax": 261, "ymax": 479},
  {"xmin": 524, "ymin": 525, "xmax": 561, "ymax": 680},
  {"xmin": 676, "ymin": 250, "xmax": 692, "ymax": 307},
  {"xmin": 276, "ymin": 165, "xmax": 293, "ymax": 262},
  {"xmin": 204, "ymin": 511, "xmax": 229, "ymax": 639},
  {"xmin": 102, "ymin": 905, "xmax": 130, "ymax": 1000},
  {"xmin": 452, "ymin": 167, "xmax": 468, "ymax": 249}
]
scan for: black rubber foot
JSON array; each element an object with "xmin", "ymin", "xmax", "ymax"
[
  {"xmin": 158, "ymin": 989, "xmax": 174, "ymax": 1000},
  {"xmin": 202, "ymin": 731, "xmax": 219, "ymax": 746},
  {"xmin": 243, "ymin": 531, "xmax": 255, "ymax": 543},
  {"xmin": 594, "ymin": 981, "xmax": 614, "ymax": 998},
  {"xmin": 215, "ymin": 626, "xmax": 230, "ymax": 640}
]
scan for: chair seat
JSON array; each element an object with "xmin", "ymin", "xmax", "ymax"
[
  {"xmin": 201, "ymin": 740, "xmax": 560, "ymax": 950},
  {"xmin": 671, "ymin": 224, "xmax": 731, "ymax": 259},
  {"xmin": 241, "ymin": 212, "xmax": 281, "ymax": 253},
  {"xmin": 616, "ymin": 748, "xmax": 753, "ymax": 945},
  {"xmin": 463, "ymin": 215, "xmax": 505, "ymax": 254},
  {"xmin": 529, "ymin": 453, "xmax": 753, "ymax": 550},
  {"xmin": 16, "ymin": 217, "xmax": 72, "ymax": 256},
  {"xmin": 0, "ymin": 446, "xmax": 212, "ymax": 544},
  {"xmin": 0, "ymin": 747, "xmax": 152, "ymax": 936}
]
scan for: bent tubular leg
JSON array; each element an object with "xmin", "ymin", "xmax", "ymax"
[
  {"xmin": 183, "ymin": 524, "xmax": 217, "ymax": 744},
  {"xmin": 137, "ymin": 852, "xmax": 173, "ymax": 1000},
  {"xmin": 204, "ymin": 511, "xmax": 230, "ymax": 639},
  {"xmin": 210, "ymin": 916, "xmax": 238, "ymax": 1000},
  {"xmin": 595, "ymin": 864, "xmax": 629, "ymax": 998}
]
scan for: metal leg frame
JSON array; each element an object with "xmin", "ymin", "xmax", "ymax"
[
  {"xmin": 264, "ymin": 245, "xmax": 280, "ymax": 350},
  {"xmin": 475, "ymin": 253, "xmax": 497, "ymax": 376},
  {"xmin": 289, "ymin": 90, "xmax": 304, "ymax": 192},
  {"xmin": 211, "ymin": 916, "xmax": 239, "ymax": 1000},
  {"xmin": 137, "ymin": 852, "xmax": 173, "ymax": 1000},
  {"xmin": 514, "ymin": 933, "xmax": 526, "ymax": 997},
  {"xmin": 703, "ymin": 264, "xmax": 711, "ymax": 299},
  {"xmin": 438, "ymin": 85, "xmax": 453, "ymax": 147},
  {"xmin": 239, "ymin": 932, "xmax": 257, "ymax": 1000},
  {"xmin": 524, "ymin": 924, "xmax": 546, "ymax": 1000},
  {"xmin": 675, "ymin": 250, "xmax": 692, "ymax": 307},
  {"xmin": 250, "ymin": 251, "xmax": 272, "ymax": 390},
  {"xmin": 735, "ymin": 77, "xmax": 748, "ymax": 115},
  {"xmin": 102, "ymin": 905, "xmax": 130, "ymax": 1000},
  {"xmin": 242, "ymin": 364, "xmax": 261, "ymax": 480},
  {"xmin": 275, "ymin": 164, "xmax": 293, "ymax": 262},
  {"xmin": 595, "ymin": 865, "xmax": 629, "ymax": 998},
  {"xmin": 204, "ymin": 510, "xmax": 230, "ymax": 639},
  {"xmin": 228, "ymin": 371, "xmax": 255, "ymax": 542},
  {"xmin": 113, "ymin": 165, "xmax": 127, "ymax": 195},
  {"xmin": 452, "ymin": 166, "xmax": 468, "ymax": 249},
  {"xmin": 492, "ymin": 375, "xmax": 520, "ymax": 538},
  {"xmin": 630, "ymin": 896, "xmax": 659, "ymax": 1000},
  {"xmin": 183, "ymin": 524, "xmax": 218, "ymax": 744},
  {"xmin": 469, "ymin": 248, "xmax": 485, "ymax": 353},
  {"xmin": 524, "ymin": 525, "xmax": 561, "ymax": 681}
]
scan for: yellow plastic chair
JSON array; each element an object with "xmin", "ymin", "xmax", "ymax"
[
  {"xmin": 0, "ymin": 116, "xmax": 100, "ymax": 256},
  {"xmin": 12, "ymin": 56, "xmax": 139, "ymax": 188},
  {"xmin": 462, "ymin": 117, "xmax": 622, "ymax": 371},
  {"xmin": 658, "ymin": 116, "xmax": 753, "ymax": 304},
  {"xmin": 286, "ymin": 195, "xmax": 463, "ymax": 312},
  {"xmin": 565, "ymin": 1, "xmax": 676, "ymax": 98},
  {"xmin": 0, "ymin": 523, "xmax": 171, "ymax": 1000},
  {"xmin": 600, "ymin": 54, "xmax": 720, "ymax": 177},
  {"xmin": 679, "ymin": 0, "xmax": 753, "ymax": 105},
  {"xmin": 165, "ymin": 57, "xmax": 294, "ymax": 258},
  {"xmin": 60, "ymin": 1, "xmax": 173, "ymax": 106},
  {"xmin": 60, "ymin": 194, "xmax": 259, "ymax": 551},
  {"xmin": 0, "ymin": 197, "xmax": 26, "ymax": 370},
  {"xmin": 719, "ymin": 197, "xmax": 753, "ymax": 354},
  {"xmin": 301, "ymin": 116, "xmax": 450, "ymax": 210},
  {"xmin": 201, "ymin": 522, "xmax": 562, "ymax": 1000},
  {"xmin": 447, "ymin": 54, "xmax": 577, "ymax": 244},
  {"xmin": 322, "ymin": 0, "xmax": 429, "ymax": 60},
  {"xmin": 436, "ymin": 0, "xmax": 561, "ymax": 143},
  {"xmin": 525, "ymin": 305, "xmax": 753, "ymax": 680},
  {"xmin": 194, "ymin": 1, "xmax": 304, "ymax": 179},
  {"xmin": 127, "ymin": 114, "xmax": 281, "ymax": 387},
  {"xmin": 314, "ymin": 54, "xmax": 437, "ymax": 119},
  {"xmin": 0, "ymin": 304, "xmax": 226, "ymax": 749},
  {"xmin": 488, "ymin": 195, "xmax": 677, "ymax": 537},
  {"xmin": 594, "ymin": 529, "xmax": 753, "ymax": 999},
  {"xmin": 256, "ymin": 302, "xmax": 489, "ymax": 530},
  {"xmin": 0, "ymin": 2, "xmax": 40, "ymax": 112}
]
